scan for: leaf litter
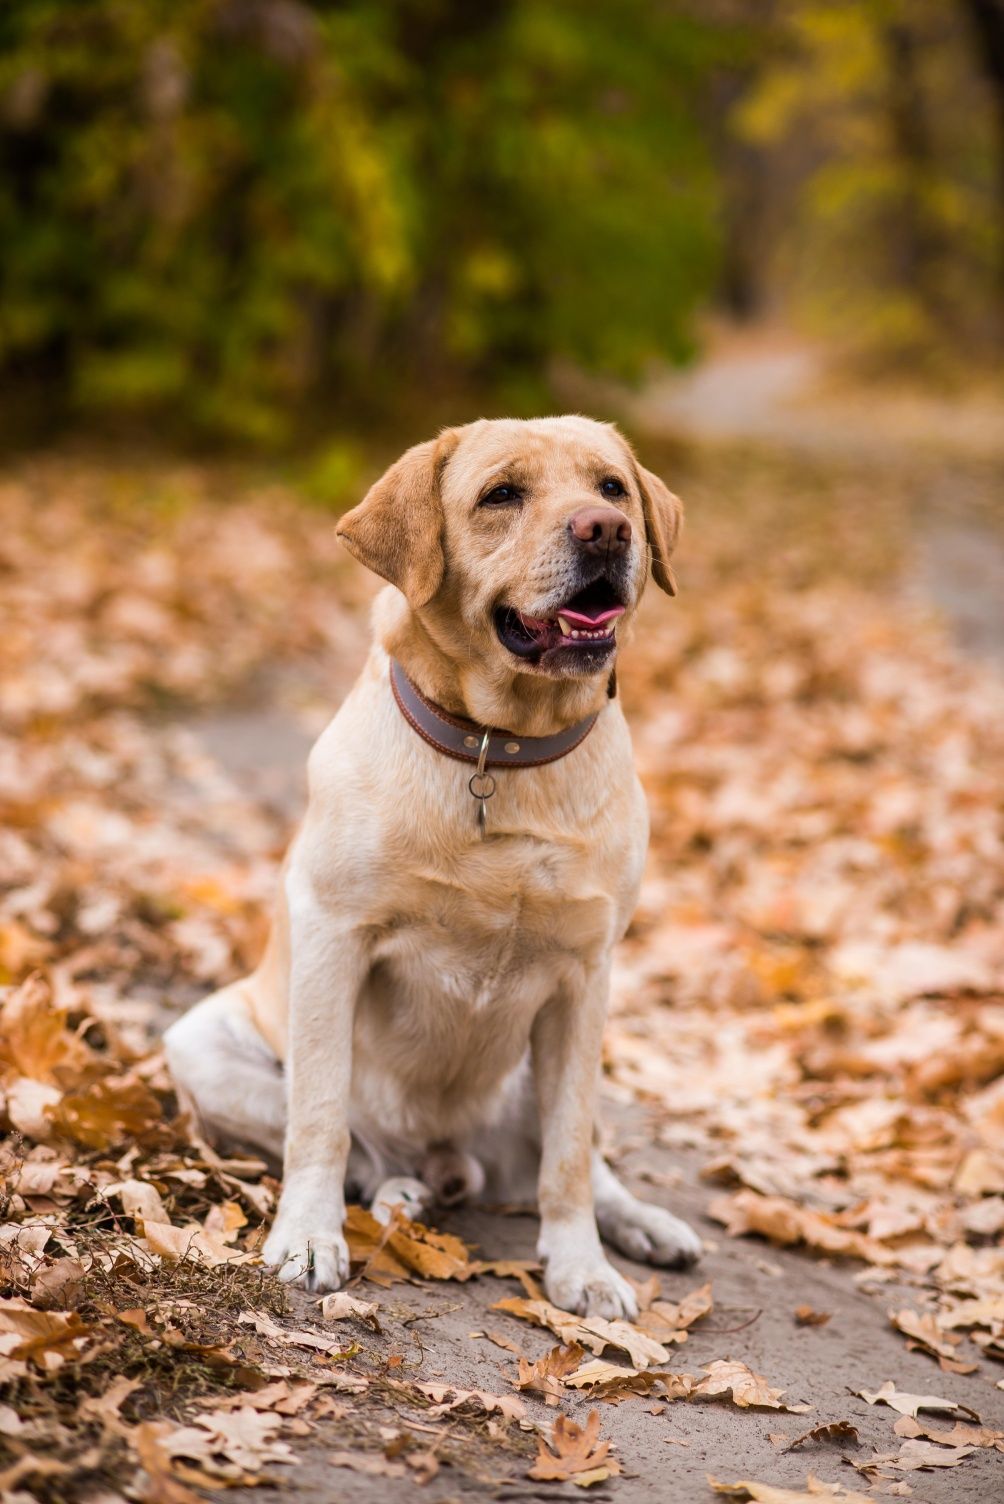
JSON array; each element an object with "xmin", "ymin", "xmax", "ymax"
[{"xmin": 2, "ymin": 453, "xmax": 1004, "ymax": 1494}]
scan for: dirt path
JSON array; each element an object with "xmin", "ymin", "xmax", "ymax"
[
  {"xmin": 623, "ymin": 329, "xmax": 1004, "ymax": 667},
  {"xmin": 231, "ymin": 1146, "xmax": 1001, "ymax": 1504}
]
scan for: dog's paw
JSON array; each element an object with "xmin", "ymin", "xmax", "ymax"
[
  {"xmin": 263, "ymin": 1215, "xmax": 349, "ymax": 1292},
  {"xmin": 370, "ymin": 1176, "xmax": 434, "ymax": 1226},
  {"xmin": 544, "ymin": 1255, "xmax": 639, "ymax": 1321},
  {"xmin": 599, "ymin": 1201, "xmax": 702, "ymax": 1269}
]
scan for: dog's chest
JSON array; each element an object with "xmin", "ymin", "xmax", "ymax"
[{"xmin": 368, "ymin": 834, "xmax": 615, "ymax": 1012}]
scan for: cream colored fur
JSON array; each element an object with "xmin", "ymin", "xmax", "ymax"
[{"xmin": 164, "ymin": 416, "xmax": 700, "ymax": 1318}]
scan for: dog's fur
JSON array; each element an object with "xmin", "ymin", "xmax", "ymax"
[{"xmin": 164, "ymin": 416, "xmax": 700, "ymax": 1318}]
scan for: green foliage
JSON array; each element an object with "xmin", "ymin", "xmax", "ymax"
[{"xmin": 0, "ymin": 0, "xmax": 731, "ymax": 440}]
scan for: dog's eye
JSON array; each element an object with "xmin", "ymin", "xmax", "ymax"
[
  {"xmin": 600, "ymin": 477, "xmax": 625, "ymax": 498},
  {"xmin": 480, "ymin": 483, "xmax": 522, "ymax": 507}
]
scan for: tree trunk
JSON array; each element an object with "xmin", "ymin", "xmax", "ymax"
[
  {"xmin": 959, "ymin": 0, "xmax": 1004, "ymax": 331},
  {"xmin": 882, "ymin": 21, "xmax": 945, "ymax": 330}
]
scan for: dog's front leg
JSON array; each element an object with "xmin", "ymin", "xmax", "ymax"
[
  {"xmin": 262, "ymin": 879, "xmax": 365, "ymax": 1292},
  {"xmin": 532, "ymin": 968, "xmax": 638, "ymax": 1321}
]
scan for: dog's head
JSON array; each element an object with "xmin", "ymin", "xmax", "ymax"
[{"xmin": 337, "ymin": 416, "xmax": 681, "ymax": 684}]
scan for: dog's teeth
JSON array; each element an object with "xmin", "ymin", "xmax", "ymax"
[{"xmin": 557, "ymin": 617, "xmax": 572, "ymax": 636}]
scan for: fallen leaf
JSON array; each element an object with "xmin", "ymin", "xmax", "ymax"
[
  {"xmin": 319, "ymin": 1291, "xmax": 379, "ymax": 1323},
  {"xmin": 566, "ymin": 1358, "xmax": 692, "ymax": 1402},
  {"xmin": 783, "ymin": 1420, "xmax": 860, "ymax": 1450},
  {"xmin": 515, "ymin": 1342, "xmax": 585, "ymax": 1405},
  {"xmin": 0, "ymin": 1297, "xmax": 91, "ymax": 1366},
  {"xmin": 937, "ymin": 1295, "xmax": 1004, "ymax": 1331},
  {"xmin": 795, "ymin": 1305, "xmax": 832, "ymax": 1327},
  {"xmin": 893, "ymin": 1414, "xmax": 1003, "ymax": 1449},
  {"xmin": 50, "ymin": 1076, "xmax": 163, "ymax": 1150},
  {"xmin": 328, "ymin": 1452, "xmax": 406, "ymax": 1478},
  {"xmin": 708, "ymin": 1478, "xmax": 875, "ymax": 1502},
  {"xmin": 492, "ymin": 1294, "xmax": 669, "ymax": 1368},
  {"xmin": 473, "ymin": 1327, "xmax": 522, "ymax": 1354},
  {"xmin": 855, "ymin": 1380, "xmax": 976, "ymax": 1420},
  {"xmin": 408, "ymin": 1379, "xmax": 526, "ymax": 1421},
  {"xmin": 529, "ymin": 1409, "xmax": 621, "ymax": 1486},
  {"xmin": 344, "ymin": 1204, "xmax": 471, "ymax": 1285},
  {"xmin": 710, "ymin": 1191, "xmax": 895, "ymax": 1265},
  {"xmin": 854, "ymin": 1439, "xmax": 977, "ymax": 1473},
  {"xmin": 238, "ymin": 1308, "xmax": 351, "ymax": 1357},
  {"xmin": 141, "ymin": 1220, "xmax": 256, "ymax": 1268},
  {"xmin": 888, "ymin": 1308, "xmax": 977, "ymax": 1370},
  {"xmin": 639, "ymin": 1281, "xmax": 714, "ymax": 1340},
  {"xmin": 108, "ymin": 1177, "xmax": 170, "ymax": 1225},
  {"xmin": 693, "ymin": 1359, "xmax": 811, "ymax": 1412}
]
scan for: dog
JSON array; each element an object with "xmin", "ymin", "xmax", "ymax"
[{"xmin": 164, "ymin": 415, "xmax": 700, "ymax": 1318}]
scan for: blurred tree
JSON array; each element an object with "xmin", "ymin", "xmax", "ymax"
[
  {"xmin": 960, "ymin": 0, "xmax": 1004, "ymax": 306},
  {"xmin": 732, "ymin": 0, "xmax": 1003, "ymax": 367},
  {"xmin": 0, "ymin": 0, "xmax": 730, "ymax": 441}
]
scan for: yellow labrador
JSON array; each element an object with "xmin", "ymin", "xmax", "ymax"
[{"xmin": 165, "ymin": 416, "xmax": 700, "ymax": 1317}]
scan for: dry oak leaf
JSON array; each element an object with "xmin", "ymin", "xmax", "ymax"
[
  {"xmin": 107, "ymin": 1177, "xmax": 170, "ymax": 1226},
  {"xmin": 131, "ymin": 1422, "xmax": 209, "ymax": 1504},
  {"xmin": 473, "ymin": 1328, "xmax": 523, "ymax": 1354},
  {"xmin": 566, "ymin": 1359, "xmax": 697, "ymax": 1402},
  {"xmin": 407, "ymin": 1379, "xmax": 526, "ymax": 1421},
  {"xmin": 0, "ymin": 1297, "xmax": 91, "ymax": 1365},
  {"xmin": 528, "ymin": 1408, "xmax": 621, "ymax": 1487},
  {"xmin": 0, "ymin": 974, "xmax": 94, "ymax": 1086},
  {"xmin": 344, "ymin": 1203, "xmax": 471, "ymax": 1285},
  {"xmin": 0, "ymin": 1456, "xmax": 73, "ymax": 1499},
  {"xmin": 937, "ymin": 1296, "xmax": 1004, "ymax": 1331},
  {"xmin": 207, "ymin": 1380, "xmax": 319, "ymax": 1417},
  {"xmin": 709, "ymin": 1477, "xmax": 874, "ymax": 1503},
  {"xmin": 515, "ymin": 1342, "xmax": 586, "ymax": 1405},
  {"xmin": 164, "ymin": 1409, "xmax": 297, "ymax": 1477},
  {"xmin": 888, "ymin": 1308, "xmax": 978, "ymax": 1372},
  {"xmin": 50, "ymin": 1076, "xmax": 164, "ymax": 1151},
  {"xmin": 795, "ymin": 1306, "xmax": 832, "ymax": 1327},
  {"xmin": 203, "ymin": 1199, "xmax": 247, "ymax": 1242},
  {"xmin": 693, "ymin": 1360, "xmax": 811, "ymax": 1412},
  {"xmin": 893, "ymin": 1414, "xmax": 1004, "ymax": 1450},
  {"xmin": 855, "ymin": 1439, "xmax": 977, "ymax": 1473},
  {"xmin": 319, "ymin": 1291, "xmax": 380, "ymax": 1323},
  {"xmin": 462, "ymin": 1257, "xmax": 543, "ymax": 1297},
  {"xmin": 783, "ymin": 1420, "xmax": 860, "ymax": 1451},
  {"xmin": 639, "ymin": 1281, "xmax": 714, "ymax": 1341},
  {"xmin": 855, "ymin": 1380, "xmax": 977, "ymax": 1420},
  {"xmin": 238, "ymin": 1308, "xmax": 354, "ymax": 1358},
  {"xmin": 328, "ymin": 1452, "xmax": 406, "ymax": 1478},
  {"xmin": 141, "ymin": 1220, "xmax": 256, "ymax": 1268},
  {"xmin": 3, "ymin": 1077, "xmax": 62, "ymax": 1139},
  {"xmin": 492, "ymin": 1294, "xmax": 669, "ymax": 1368},
  {"xmin": 710, "ymin": 1191, "xmax": 895, "ymax": 1265}
]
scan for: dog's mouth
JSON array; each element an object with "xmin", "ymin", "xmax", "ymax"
[{"xmin": 493, "ymin": 577, "xmax": 626, "ymax": 668}]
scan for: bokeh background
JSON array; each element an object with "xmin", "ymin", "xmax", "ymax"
[{"xmin": 3, "ymin": 0, "xmax": 1004, "ymax": 453}]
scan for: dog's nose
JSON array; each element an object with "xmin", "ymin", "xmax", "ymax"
[{"xmin": 569, "ymin": 505, "xmax": 632, "ymax": 556}]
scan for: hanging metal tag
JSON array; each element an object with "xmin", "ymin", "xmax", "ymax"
[{"xmin": 468, "ymin": 729, "xmax": 496, "ymax": 834}]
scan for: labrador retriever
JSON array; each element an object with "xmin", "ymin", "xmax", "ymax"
[{"xmin": 164, "ymin": 415, "xmax": 700, "ymax": 1318}]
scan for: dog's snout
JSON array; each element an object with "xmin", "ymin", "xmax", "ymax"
[{"xmin": 569, "ymin": 505, "xmax": 632, "ymax": 556}]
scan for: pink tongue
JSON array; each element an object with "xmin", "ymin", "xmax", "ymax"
[{"xmin": 557, "ymin": 606, "xmax": 625, "ymax": 628}]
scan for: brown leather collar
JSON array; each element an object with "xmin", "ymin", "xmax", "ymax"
[{"xmin": 389, "ymin": 659, "xmax": 599, "ymax": 769}]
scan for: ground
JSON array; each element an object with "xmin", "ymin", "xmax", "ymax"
[{"xmin": 1, "ymin": 349, "xmax": 1003, "ymax": 1501}]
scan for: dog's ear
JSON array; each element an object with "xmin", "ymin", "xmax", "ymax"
[
  {"xmin": 336, "ymin": 429, "xmax": 460, "ymax": 608},
  {"xmin": 634, "ymin": 462, "xmax": 683, "ymax": 597}
]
